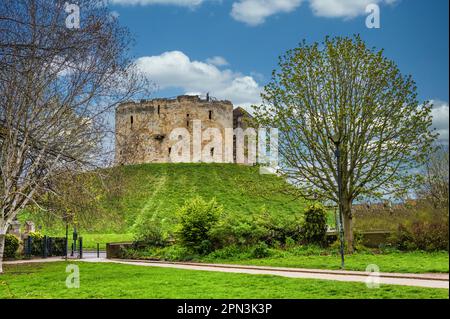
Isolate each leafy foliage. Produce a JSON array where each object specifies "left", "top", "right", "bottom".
[
  {"left": 391, "top": 220, "right": 449, "bottom": 252},
  {"left": 252, "top": 35, "right": 437, "bottom": 249},
  {"left": 175, "top": 196, "right": 223, "bottom": 254},
  {"left": 302, "top": 203, "right": 328, "bottom": 246},
  {"left": 132, "top": 211, "right": 169, "bottom": 247},
  {"left": 4, "top": 234, "right": 19, "bottom": 259},
  {"left": 209, "top": 208, "right": 303, "bottom": 248},
  {"left": 251, "top": 242, "right": 271, "bottom": 258}
]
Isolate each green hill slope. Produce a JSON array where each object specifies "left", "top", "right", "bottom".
[
  {"left": 108, "top": 163, "right": 308, "bottom": 230},
  {"left": 20, "top": 163, "right": 309, "bottom": 237}
]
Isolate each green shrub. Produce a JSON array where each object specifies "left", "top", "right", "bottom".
[
  {"left": 209, "top": 209, "right": 302, "bottom": 248},
  {"left": 27, "top": 231, "right": 45, "bottom": 256},
  {"left": 209, "top": 213, "right": 268, "bottom": 248},
  {"left": 175, "top": 196, "right": 223, "bottom": 254},
  {"left": 29, "top": 231, "right": 43, "bottom": 239},
  {"left": 302, "top": 203, "right": 328, "bottom": 246},
  {"left": 159, "top": 245, "right": 193, "bottom": 261},
  {"left": 4, "top": 234, "right": 20, "bottom": 259},
  {"left": 120, "top": 245, "right": 196, "bottom": 261},
  {"left": 284, "top": 237, "right": 297, "bottom": 249},
  {"left": 252, "top": 209, "right": 303, "bottom": 245},
  {"left": 391, "top": 219, "right": 449, "bottom": 252},
  {"left": 205, "top": 244, "right": 250, "bottom": 260},
  {"left": 251, "top": 242, "right": 271, "bottom": 258},
  {"left": 132, "top": 212, "right": 169, "bottom": 247}
]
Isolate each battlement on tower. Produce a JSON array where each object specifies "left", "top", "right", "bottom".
[{"left": 115, "top": 95, "right": 240, "bottom": 165}]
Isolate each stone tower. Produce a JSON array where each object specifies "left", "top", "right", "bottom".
[{"left": 115, "top": 95, "right": 235, "bottom": 165}]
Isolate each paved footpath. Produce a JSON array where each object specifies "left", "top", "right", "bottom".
[{"left": 5, "top": 256, "right": 448, "bottom": 289}]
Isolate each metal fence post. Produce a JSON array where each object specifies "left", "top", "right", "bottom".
[
  {"left": 48, "top": 237, "right": 52, "bottom": 257},
  {"left": 97, "top": 243, "right": 100, "bottom": 258},
  {"left": 26, "top": 236, "right": 32, "bottom": 259},
  {"left": 79, "top": 237, "right": 83, "bottom": 259},
  {"left": 43, "top": 235, "right": 48, "bottom": 258}
]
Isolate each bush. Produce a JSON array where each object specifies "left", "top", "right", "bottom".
[
  {"left": 29, "top": 231, "right": 43, "bottom": 239},
  {"left": 120, "top": 245, "right": 196, "bottom": 261},
  {"left": 175, "top": 196, "right": 223, "bottom": 254},
  {"left": 49, "top": 237, "right": 67, "bottom": 256},
  {"left": 205, "top": 244, "right": 248, "bottom": 260},
  {"left": 251, "top": 242, "right": 271, "bottom": 258},
  {"left": 132, "top": 212, "right": 170, "bottom": 247},
  {"left": 209, "top": 209, "right": 303, "bottom": 249},
  {"left": 26, "top": 231, "right": 45, "bottom": 256},
  {"left": 284, "top": 237, "right": 297, "bottom": 249},
  {"left": 209, "top": 213, "right": 269, "bottom": 248},
  {"left": 159, "top": 245, "right": 193, "bottom": 261},
  {"left": 302, "top": 203, "right": 328, "bottom": 246},
  {"left": 391, "top": 219, "right": 449, "bottom": 252},
  {"left": 4, "top": 234, "right": 20, "bottom": 259},
  {"left": 251, "top": 209, "right": 303, "bottom": 245}
]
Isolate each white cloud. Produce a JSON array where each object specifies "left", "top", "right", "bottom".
[
  {"left": 109, "top": 0, "right": 399, "bottom": 25},
  {"left": 109, "top": 0, "right": 205, "bottom": 7},
  {"left": 135, "top": 51, "right": 261, "bottom": 108},
  {"left": 231, "top": 0, "right": 303, "bottom": 26},
  {"left": 308, "top": 0, "right": 397, "bottom": 18},
  {"left": 205, "top": 56, "right": 229, "bottom": 66},
  {"left": 430, "top": 100, "right": 449, "bottom": 144},
  {"left": 230, "top": 0, "right": 398, "bottom": 25}
]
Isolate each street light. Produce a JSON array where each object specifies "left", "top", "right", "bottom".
[
  {"left": 64, "top": 212, "right": 69, "bottom": 261},
  {"left": 329, "top": 133, "right": 345, "bottom": 269}
]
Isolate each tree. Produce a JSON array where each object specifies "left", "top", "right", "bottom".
[
  {"left": 418, "top": 145, "right": 449, "bottom": 209},
  {"left": 253, "top": 35, "right": 437, "bottom": 252},
  {"left": 0, "top": 0, "right": 147, "bottom": 272}
]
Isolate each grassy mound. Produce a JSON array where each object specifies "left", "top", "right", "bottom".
[
  {"left": 108, "top": 163, "right": 308, "bottom": 231},
  {"left": 20, "top": 163, "right": 309, "bottom": 236}
]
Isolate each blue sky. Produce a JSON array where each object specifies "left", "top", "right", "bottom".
[{"left": 107, "top": 0, "right": 449, "bottom": 141}]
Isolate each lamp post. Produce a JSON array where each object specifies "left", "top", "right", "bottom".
[
  {"left": 64, "top": 213, "right": 69, "bottom": 261},
  {"left": 329, "top": 133, "right": 345, "bottom": 269}
]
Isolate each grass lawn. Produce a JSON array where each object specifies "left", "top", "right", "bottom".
[
  {"left": 201, "top": 250, "right": 449, "bottom": 274},
  {"left": 80, "top": 233, "right": 134, "bottom": 250},
  {"left": 129, "top": 245, "right": 449, "bottom": 274},
  {"left": 0, "top": 261, "right": 447, "bottom": 299}
]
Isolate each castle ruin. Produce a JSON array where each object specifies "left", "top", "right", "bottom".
[{"left": 115, "top": 95, "right": 250, "bottom": 165}]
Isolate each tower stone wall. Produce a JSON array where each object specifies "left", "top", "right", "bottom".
[{"left": 115, "top": 95, "right": 235, "bottom": 165}]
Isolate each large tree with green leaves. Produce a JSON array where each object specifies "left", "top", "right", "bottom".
[{"left": 253, "top": 35, "right": 437, "bottom": 252}]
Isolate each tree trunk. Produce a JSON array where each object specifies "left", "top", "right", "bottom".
[
  {"left": 0, "top": 232, "right": 5, "bottom": 274},
  {"left": 342, "top": 199, "right": 354, "bottom": 253}
]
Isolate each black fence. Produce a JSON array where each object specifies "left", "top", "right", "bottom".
[{"left": 23, "top": 236, "right": 83, "bottom": 258}]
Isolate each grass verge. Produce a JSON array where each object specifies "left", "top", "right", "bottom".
[
  {"left": 0, "top": 262, "right": 447, "bottom": 299},
  {"left": 123, "top": 245, "right": 450, "bottom": 274}
]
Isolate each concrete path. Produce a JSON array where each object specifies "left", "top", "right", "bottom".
[
  {"left": 86, "top": 258, "right": 449, "bottom": 289},
  {"left": 4, "top": 257, "right": 449, "bottom": 289}
]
